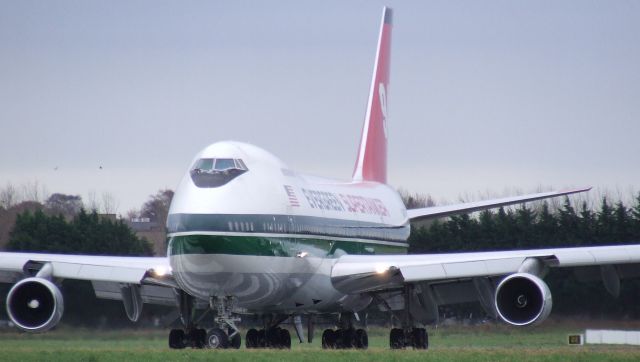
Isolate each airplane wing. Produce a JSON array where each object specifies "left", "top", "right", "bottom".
[
  {"left": 0, "top": 252, "right": 172, "bottom": 285},
  {"left": 331, "top": 244, "right": 640, "bottom": 325},
  {"left": 0, "top": 252, "right": 177, "bottom": 330},
  {"left": 407, "top": 187, "right": 591, "bottom": 221}
]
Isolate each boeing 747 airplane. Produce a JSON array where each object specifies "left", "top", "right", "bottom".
[{"left": 2, "top": 7, "right": 640, "bottom": 350}]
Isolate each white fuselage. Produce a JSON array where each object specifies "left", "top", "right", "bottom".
[{"left": 167, "top": 141, "right": 410, "bottom": 313}]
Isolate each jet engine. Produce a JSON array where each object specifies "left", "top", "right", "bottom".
[
  {"left": 494, "top": 273, "right": 552, "bottom": 326},
  {"left": 6, "top": 277, "right": 64, "bottom": 332}
]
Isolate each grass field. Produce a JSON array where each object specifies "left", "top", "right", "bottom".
[{"left": 1, "top": 322, "right": 640, "bottom": 361}]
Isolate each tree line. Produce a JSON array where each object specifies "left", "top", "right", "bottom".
[
  {"left": 7, "top": 209, "right": 152, "bottom": 255},
  {"left": 408, "top": 194, "right": 640, "bottom": 319}
]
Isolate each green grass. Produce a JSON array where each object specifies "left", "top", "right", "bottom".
[{"left": 1, "top": 324, "right": 640, "bottom": 361}]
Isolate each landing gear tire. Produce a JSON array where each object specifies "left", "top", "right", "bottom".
[
  {"left": 339, "top": 328, "right": 355, "bottom": 349},
  {"left": 266, "top": 327, "right": 280, "bottom": 348},
  {"left": 412, "top": 328, "right": 428, "bottom": 350},
  {"left": 169, "top": 329, "right": 186, "bottom": 349},
  {"left": 321, "top": 329, "right": 337, "bottom": 349},
  {"left": 265, "top": 327, "right": 291, "bottom": 349},
  {"left": 354, "top": 329, "right": 368, "bottom": 350},
  {"left": 279, "top": 328, "right": 291, "bottom": 349},
  {"left": 321, "top": 328, "right": 367, "bottom": 350},
  {"left": 246, "top": 327, "right": 291, "bottom": 349},
  {"left": 257, "top": 329, "right": 266, "bottom": 348},
  {"left": 193, "top": 328, "right": 207, "bottom": 349},
  {"left": 206, "top": 328, "right": 229, "bottom": 349},
  {"left": 334, "top": 329, "right": 343, "bottom": 348},
  {"left": 246, "top": 328, "right": 258, "bottom": 348},
  {"left": 390, "top": 328, "right": 404, "bottom": 349},
  {"left": 229, "top": 332, "right": 241, "bottom": 349}
]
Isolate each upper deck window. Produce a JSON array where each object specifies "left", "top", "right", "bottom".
[{"left": 190, "top": 158, "right": 248, "bottom": 188}]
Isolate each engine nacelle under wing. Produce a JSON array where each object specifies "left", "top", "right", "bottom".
[
  {"left": 494, "top": 272, "right": 552, "bottom": 326},
  {"left": 6, "top": 277, "right": 64, "bottom": 332}
]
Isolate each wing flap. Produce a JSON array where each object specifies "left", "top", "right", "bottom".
[
  {"left": 552, "top": 245, "right": 640, "bottom": 266},
  {"left": 49, "top": 261, "right": 149, "bottom": 284},
  {"left": 400, "top": 264, "right": 446, "bottom": 282},
  {"left": 92, "top": 281, "right": 176, "bottom": 306},
  {"left": 550, "top": 249, "right": 596, "bottom": 266}
]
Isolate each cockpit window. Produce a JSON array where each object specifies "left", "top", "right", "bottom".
[
  {"left": 214, "top": 158, "right": 236, "bottom": 171},
  {"left": 235, "top": 159, "right": 247, "bottom": 169},
  {"left": 190, "top": 158, "right": 248, "bottom": 188},
  {"left": 194, "top": 158, "right": 214, "bottom": 170}
]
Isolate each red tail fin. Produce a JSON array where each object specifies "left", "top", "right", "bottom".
[{"left": 352, "top": 7, "right": 392, "bottom": 184}]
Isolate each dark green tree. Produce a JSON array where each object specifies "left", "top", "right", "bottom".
[
  {"left": 613, "top": 201, "right": 632, "bottom": 243},
  {"left": 494, "top": 207, "right": 516, "bottom": 250},
  {"left": 596, "top": 197, "right": 616, "bottom": 243},
  {"left": 558, "top": 197, "right": 580, "bottom": 245},
  {"left": 514, "top": 205, "right": 536, "bottom": 249},
  {"left": 632, "top": 192, "right": 640, "bottom": 240},
  {"left": 477, "top": 210, "right": 497, "bottom": 249},
  {"left": 535, "top": 202, "right": 558, "bottom": 247},
  {"left": 578, "top": 201, "right": 596, "bottom": 245},
  {"left": 8, "top": 209, "right": 152, "bottom": 256}
]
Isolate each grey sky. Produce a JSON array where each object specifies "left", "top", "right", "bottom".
[{"left": 1, "top": 1, "right": 639, "bottom": 214}]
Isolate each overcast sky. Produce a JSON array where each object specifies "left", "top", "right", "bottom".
[{"left": 1, "top": 1, "right": 639, "bottom": 214}]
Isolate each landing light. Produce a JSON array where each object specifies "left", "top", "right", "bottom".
[
  {"left": 296, "top": 251, "right": 309, "bottom": 258},
  {"left": 152, "top": 266, "right": 172, "bottom": 277},
  {"left": 375, "top": 264, "right": 390, "bottom": 274}
]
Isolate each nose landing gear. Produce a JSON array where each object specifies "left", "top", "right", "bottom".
[
  {"left": 168, "top": 292, "right": 241, "bottom": 350},
  {"left": 204, "top": 327, "right": 241, "bottom": 349}
]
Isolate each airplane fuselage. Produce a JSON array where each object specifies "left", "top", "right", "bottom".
[{"left": 166, "top": 141, "right": 410, "bottom": 313}]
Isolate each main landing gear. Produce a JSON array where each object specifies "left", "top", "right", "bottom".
[
  {"left": 167, "top": 290, "right": 428, "bottom": 351},
  {"left": 389, "top": 327, "right": 428, "bottom": 350},
  {"left": 168, "top": 292, "right": 242, "bottom": 349},
  {"left": 245, "top": 315, "right": 292, "bottom": 349},
  {"left": 321, "top": 328, "right": 369, "bottom": 349},
  {"left": 245, "top": 326, "right": 291, "bottom": 349},
  {"left": 386, "top": 285, "right": 429, "bottom": 350},
  {"left": 321, "top": 312, "right": 369, "bottom": 349}
]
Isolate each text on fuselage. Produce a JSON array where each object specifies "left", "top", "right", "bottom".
[{"left": 300, "top": 188, "right": 389, "bottom": 216}]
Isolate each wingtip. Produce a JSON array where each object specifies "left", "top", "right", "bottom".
[{"left": 559, "top": 186, "right": 593, "bottom": 194}]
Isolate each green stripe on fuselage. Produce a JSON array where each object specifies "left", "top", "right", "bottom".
[{"left": 168, "top": 234, "right": 407, "bottom": 257}]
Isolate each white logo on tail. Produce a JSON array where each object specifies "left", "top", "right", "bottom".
[{"left": 378, "top": 83, "right": 388, "bottom": 139}]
